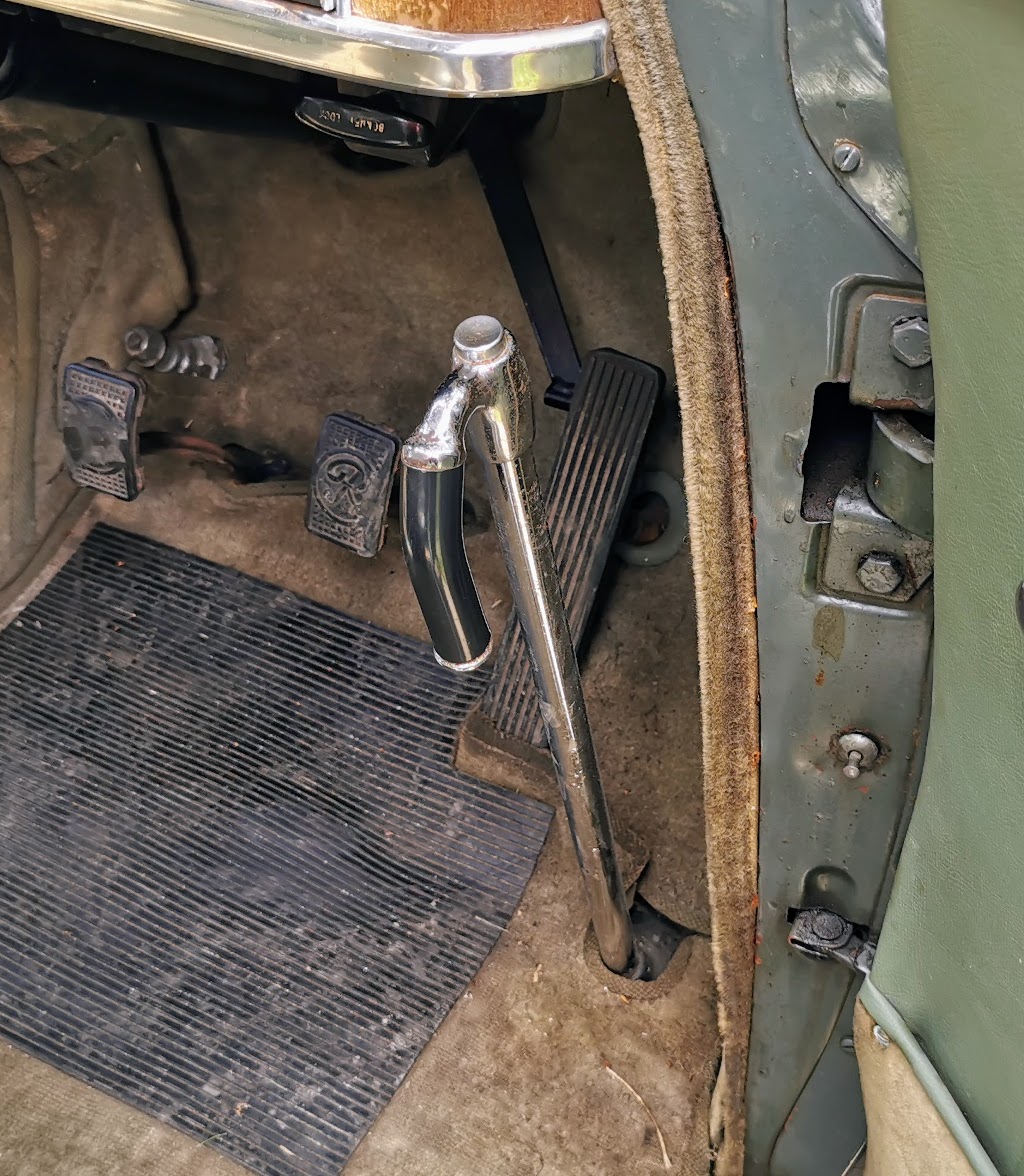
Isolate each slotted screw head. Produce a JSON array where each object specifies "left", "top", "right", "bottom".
[{"left": 832, "top": 139, "right": 863, "bottom": 173}]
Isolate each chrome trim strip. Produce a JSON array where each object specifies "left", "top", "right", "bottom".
[{"left": 16, "top": 0, "right": 615, "bottom": 97}]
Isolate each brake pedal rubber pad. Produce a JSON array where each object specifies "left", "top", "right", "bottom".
[
  {"left": 306, "top": 413, "right": 401, "bottom": 557},
  {"left": 61, "top": 360, "right": 146, "bottom": 501}
]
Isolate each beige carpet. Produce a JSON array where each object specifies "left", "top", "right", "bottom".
[{"left": 0, "top": 82, "right": 717, "bottom": 1175}]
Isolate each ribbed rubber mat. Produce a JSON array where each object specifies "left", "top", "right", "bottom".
[
  {"left": 480, "top": 348, "right": 662, "bottom": 746},
  {"left": 0, "top": 526, "right": 552, "bottom": 1176}
]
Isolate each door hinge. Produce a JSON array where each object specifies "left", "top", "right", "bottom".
[{"left": 788, "top": 907, "right": 876, "bottom": 974}]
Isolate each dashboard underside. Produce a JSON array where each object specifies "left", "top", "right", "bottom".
[{"left": 13, "top": 0, "right": 615, "bottom": 96}]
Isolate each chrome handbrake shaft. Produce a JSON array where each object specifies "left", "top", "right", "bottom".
[{"left": 400, "top": 315, "right": 637, "bottom": 975}]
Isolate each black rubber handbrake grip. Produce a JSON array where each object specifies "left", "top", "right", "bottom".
[{"left": 400, "top": 464, "right": 491, "bottom": 671}]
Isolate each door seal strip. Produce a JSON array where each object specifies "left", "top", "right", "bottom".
[{"left": 860, "top": 976, "right": 1000, "bottom": 1175}]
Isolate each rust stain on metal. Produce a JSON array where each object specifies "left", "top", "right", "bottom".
[
  {"left": 870, "top": 397, "right": 929, "bottom": 412},
  {"left": 812, "top": 605, "right": 845, "bottom": 662}
]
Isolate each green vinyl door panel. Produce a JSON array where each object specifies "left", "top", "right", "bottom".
[{"left": 872, "top": 0, "right": 1024, "bottom": 1171}]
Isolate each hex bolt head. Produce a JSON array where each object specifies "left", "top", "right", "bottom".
[
  {"left": 889, "top": 317, "right": 931, "bottom": 368},
  {"left": 832, "top": 139, "right": 863, "bottom": 173},
  {"left": 857, "top": 551, "right": 904, "bottom": 596}
]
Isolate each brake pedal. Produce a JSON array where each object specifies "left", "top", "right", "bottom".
[
  {"left": 61, "top": 360, "right": 146, "bottom": 501},
  {"left": 479, "top": 349, "right": 664, "bottom": 746},
  {"left": 306, "top": 413, "right": 401, "bottom": 557}
]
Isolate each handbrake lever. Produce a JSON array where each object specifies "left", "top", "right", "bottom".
[{"left": 400, "top": 316, "right": 639, "bottom": 976}]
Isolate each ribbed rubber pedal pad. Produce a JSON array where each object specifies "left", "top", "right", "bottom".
[
  {"left": 61, "top": 360, "right": 146, "bottom": 501},
  {"left": 306, "top": 412, "right": 401, "bottom": 557},
  {"left": 480, "top": 348, "right": 663, "bottom": 746}
]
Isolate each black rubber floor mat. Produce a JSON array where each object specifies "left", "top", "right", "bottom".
[{"left": 0, "top": 526, "right": 552, "bottom": 1176}]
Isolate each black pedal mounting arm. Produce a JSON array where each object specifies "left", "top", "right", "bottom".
[{"left": 468, "top": 125, "right": 581, "bottom": 411}]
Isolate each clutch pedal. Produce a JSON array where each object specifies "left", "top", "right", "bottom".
[
  {"left": 306, "top": 412, "right": 401, "bottom": 557},
  {"left": 479, "top": 348, "right": 664, "bottom": 746},
  {"left": 61, "top": 360, "right": 146, "bottom": 501}
]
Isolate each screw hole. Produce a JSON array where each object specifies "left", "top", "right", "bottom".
[
  {"left": 615, "top": 471, "right": 687, "bottom": 568},
  {"left": 620, "top": 489, "right": 670, "bottom": 547}
]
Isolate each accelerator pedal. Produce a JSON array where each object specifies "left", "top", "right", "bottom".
[
  {"left": 61, "top": 360, "right": 146, "bottom": 501},
  {"left": 306, "top": 412, "right": 401, "bottom": 557},
  {"left": 478, "top": 348, "right": 664, "bottom": 747}
]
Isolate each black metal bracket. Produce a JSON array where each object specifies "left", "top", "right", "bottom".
[{"left": 468, "top": 120, "right": 581, "bottom": 410}]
